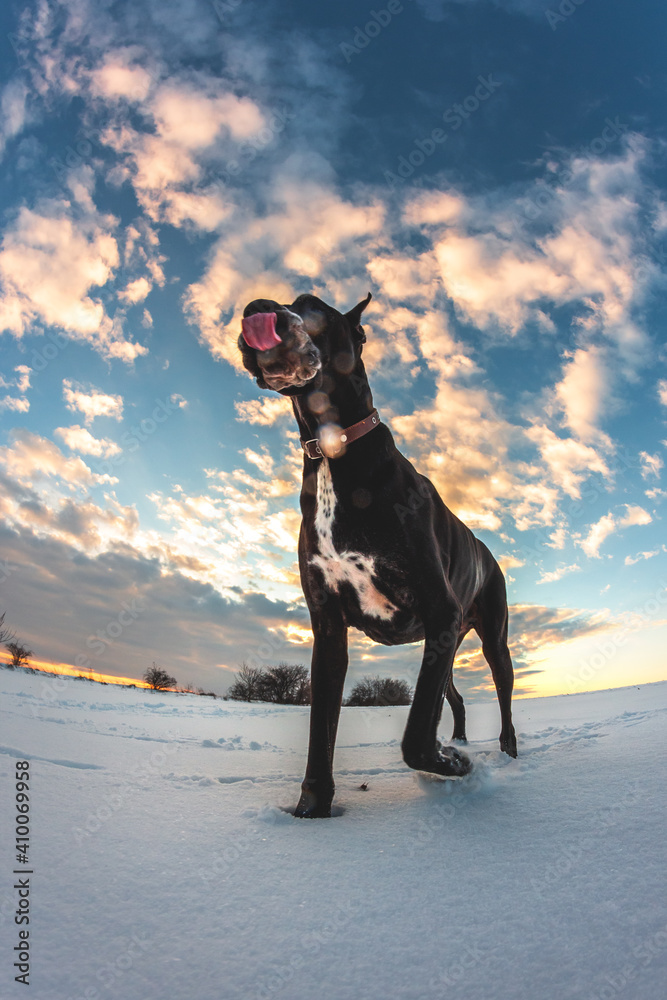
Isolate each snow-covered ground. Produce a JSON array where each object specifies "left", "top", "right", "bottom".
[{"left": 1, "top": 669, "right": 666, "bottom": 1000}]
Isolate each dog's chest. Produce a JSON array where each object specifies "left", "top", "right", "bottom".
[{"left": 310, "top": 459, "right": 397, "bottom": 621}]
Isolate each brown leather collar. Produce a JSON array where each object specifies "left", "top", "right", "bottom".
[{"left": 301, "top": 409, "right": 381, "bottom": 460}]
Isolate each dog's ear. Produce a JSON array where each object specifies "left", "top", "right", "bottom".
[{"left": 345, "top": 292, "right": 372, "bottom": 342}]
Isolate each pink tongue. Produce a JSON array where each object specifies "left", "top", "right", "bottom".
[{"left": 241, "top": 312, "right": 282, "bottom": 351}]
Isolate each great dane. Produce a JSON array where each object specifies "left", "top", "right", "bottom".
[{"left": 238, "top": 292, "right": 517, "bottom": 818}]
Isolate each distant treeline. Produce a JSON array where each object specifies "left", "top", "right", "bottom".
[
  {"left": 226, "top": 663, "right": 310, "bottom": 704},
  {"left": 227, "top": 664, "right": 412, "bottom": 707}
]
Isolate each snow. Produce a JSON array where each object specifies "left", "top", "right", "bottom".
[{"left": 1, "top": 669, "right": 666, "bottom": 1000}]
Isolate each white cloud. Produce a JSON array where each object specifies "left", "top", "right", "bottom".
[
  {"left": 406, "top": 139, "right": 659, "bottom": 399},
  {"left": 390, "top": 379, "right": 521, "bottom": 531},
  {"left": 0, "top": 396, "right": 30, "bottom": 413},
  {"left": 579, "top": 504, "right": 652, "bottom": 558},
  {"left": 0, "top": 430, "right": 116, "bottom": 489},
  {"left": 537, "top": 564, "right": 581, "bottom": 584},
  {"left": 0, "top": 200, "right": 115, "bottom": 333},
  {"left": 619, "top": 504, "right": 652, "bottom": 527},
  {"left": 497, "top": 554, "right": 525, "bottom": 572},
  {"left": 403, "top": 190, "right": 465, "bottom": 227},
  {"left": 625, "top": 550, "right": 660, "bottom": 566},
  {"left": 118, "top": 277, "right": 152, "bottom": 304},
  {"left": 234, "top": 397, "right": 292, "bottom": 426},
  {"left": 526, "top": 423, "right": 610, "bottom": 498},
  {"left": 639, "top": 451, "right": 663, "bottom": 479},
  {"left": 432, "top": 229, "right": 569, "bottom": 335},
  {"left": 0, "top": 190, "right": 146, "bottom": 361},
  {"left": 63, "top": 380, "right": 124, "bottom": 425},
  {"left": 366, "top": 253, "right": 441, "bottom": 306},
  {"left": 513, "top": 482, "right": 561, "bottom": 532},
  {"left": 55, "top": 425, "right": 121, "bottom": 458},
  {"left": 0, "top": 79, "right": 30, "bottom": 158},
  {"left": 243, "top": 448, "right": 275, "bottom": 478},
  {"left": 152, "top": 84, "right": 266, "bottom": 148},
  {"left": 121, "top": 219, "right": 165, "bottom": 285},
  {"left": 0, "top": 364, "right": 31, "bottom": 412},
  {"left": 147, "top": 477, "right": 301, "bottom": 598},
  {"left": 547, "top": 526, "right": 567, "bottom": 550},
  {"left": 100, "top": 75, "right": 268, "bottom": 230},
  {"left": 579, "top": 513, "right": 617, "bottom": 558},
  {"left": 90, "top": 51, "right": 154, "bottom": 103},
  {"left": 554, "top": 347, "right": 612, "bottom": 443}
]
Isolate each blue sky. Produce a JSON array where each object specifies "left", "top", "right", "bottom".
[{"left": 0, "top": 0, "right": 666, "bottom": 698}]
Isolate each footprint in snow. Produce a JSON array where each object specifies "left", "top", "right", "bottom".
[{"left": 201, "top": 737, "right": 278, "bottom": 751}]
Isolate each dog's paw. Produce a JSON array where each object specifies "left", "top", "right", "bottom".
[
  {"left": 404, "top": 745, "right": 473, "bottom": 777},
  {"left": 294, "top": 784, "right": 333, "bottom": 819},
  {"left": 500, "top": 728, "right": 518, "bottom": 758}
]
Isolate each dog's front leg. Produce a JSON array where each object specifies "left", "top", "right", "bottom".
[
  {"left": 294, "top": 606, "right": 348, "bottom": 818},
  {"left": 402, "top": 598, "right": 473, "bottom": 778}
]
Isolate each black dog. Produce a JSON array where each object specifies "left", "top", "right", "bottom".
[{"left": 238, "top": 293, "right": 517, "bottom": 818}]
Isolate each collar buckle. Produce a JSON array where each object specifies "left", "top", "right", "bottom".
[{"left": 302, "top": 438, "right": 324, "bottom": 460}]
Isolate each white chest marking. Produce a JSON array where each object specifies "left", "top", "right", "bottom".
[{"left": 311, "top": 459, "right": 396, "bottom": 620}]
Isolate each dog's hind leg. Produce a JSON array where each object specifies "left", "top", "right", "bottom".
[
  {"left": 441, "top": 627, "right": 470, "bottom": 742},
  {"left": 432, "top": 623, "right": 469, "bottom": 745},
  {"left": 475, "top": 566, "right": 517, "bottom": 758},
  {"left": 482, "top": 636, "right": 517, "bottom": 758},
  {"left": 445, "top": 676, "right": 467, "bottom": 743}
]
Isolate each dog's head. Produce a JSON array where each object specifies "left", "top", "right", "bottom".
[{"left": 238, "top": 292, "right": 372, "bottom": 396}]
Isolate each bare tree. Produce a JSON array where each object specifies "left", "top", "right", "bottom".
[
  {"left": 143, "top": 661, "right": 177, "bottom": 690},
  {"left": 0, "top": 612, "right": 15, "bottom": 646},
  {"left": 5, "top": 641, "right": 34, "bottom": 670},
  {"left": 345, "top": 676, "right": 412, "bottom": 707},
  {"left": 227, "top": 663, "right": 265, "bottom": 702},
  {"left": 259, "top": 664, "right": 310, "bottom": 705}
]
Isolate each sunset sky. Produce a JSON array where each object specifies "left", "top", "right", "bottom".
[{"left": 0, "top": 0, "right": 666, "bottom": 699}]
